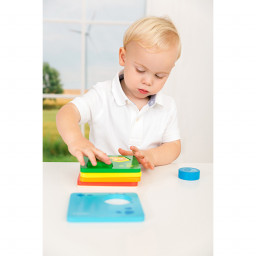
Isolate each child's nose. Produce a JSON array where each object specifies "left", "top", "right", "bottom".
[{"left": 141, "top": 74, "right": 152, "bottom": 86}]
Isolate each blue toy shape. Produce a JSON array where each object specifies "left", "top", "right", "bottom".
[
  {"left": 67, "top": 193, "right": 145, "bottom": 222},
  {"left": 178, "top": 167, "right": 200, "bottom": 181}
]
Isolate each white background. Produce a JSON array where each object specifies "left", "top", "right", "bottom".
[
  {"left": 0, "top": 0, "right": 256, "bottom": 255},
  {"left": 147, "top": 0, "right": 213, "bottom": 163}
]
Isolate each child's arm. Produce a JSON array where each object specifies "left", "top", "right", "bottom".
[
  {"left": 118, "top": 140, "right": 181, "bottom": 170},
  {"left": 56, "top": 103, "right": 111, "bottom": 166}
]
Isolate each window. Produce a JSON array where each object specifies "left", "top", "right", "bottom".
[{"left": 43, "top": 0, "right": 146, "bottom": 162}]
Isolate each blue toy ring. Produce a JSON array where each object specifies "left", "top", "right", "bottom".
[{"left": 178, "top": 167, "right": 200, "bottom": 181}]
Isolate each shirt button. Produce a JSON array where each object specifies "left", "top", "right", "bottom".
[{"left": 136, "top": 117, "right": 140, "bottom": 122}]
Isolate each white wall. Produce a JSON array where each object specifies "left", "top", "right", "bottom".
[{"left": 147, "top": 0, "right": 213, "bottom": 163}]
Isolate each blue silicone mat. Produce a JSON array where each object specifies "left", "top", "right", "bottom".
[{"left": 67, "top": 193, "right": 145, "bottom": 222}]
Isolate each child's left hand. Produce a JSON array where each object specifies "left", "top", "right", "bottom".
[{"left": 118, "top": 146, "right": 155, "bottom": 170}]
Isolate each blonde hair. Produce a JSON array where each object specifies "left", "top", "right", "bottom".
[{"left": 123, "top": 16, "right": 181, "bottom": 59}]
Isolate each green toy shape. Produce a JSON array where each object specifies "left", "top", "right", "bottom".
[{"left": 80, "top": 155, "right": 141, "bottom": 173}]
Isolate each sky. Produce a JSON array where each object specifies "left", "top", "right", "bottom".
[{"left": 43, "top": 0, "right": 146, "bottom": 89}]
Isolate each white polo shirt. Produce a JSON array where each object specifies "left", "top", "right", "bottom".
[{"left": 71, "top": 70, "right": 180, "bottom": 155}]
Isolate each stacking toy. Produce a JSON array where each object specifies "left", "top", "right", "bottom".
[{"left": 77, "top": 155, "right": 141, "bottom": 186}]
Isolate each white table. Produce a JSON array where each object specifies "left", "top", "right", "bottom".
[{"left": 43, "top": 162, "right": 213, "bottom": 256}]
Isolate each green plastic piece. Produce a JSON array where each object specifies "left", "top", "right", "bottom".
[
  {"left": 80, "top": 155, "right": 141, "bottom": 173},
  {"left": 87, "top": 160, "right": 113, "bottom": 169}
]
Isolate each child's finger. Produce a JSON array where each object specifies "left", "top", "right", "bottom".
[
  {"left": 148, "top": 161, "right": 154, "bottom": 170},
  {"left": 134, "top": 151, "right": 145, "bottom": 159},
  {"left": 93, "top": 148, "right": 111, "bottom": 164},
  {"left": 85, "top": 150, "right": 97, "bottom": 166},
  {"left": 130, "top": 145, "right": 139, "bottom": 152},
  {"left": 140, "top": 157, "right": 152, "bottom": 170},
  {"left": 141, "top": 161, "right": 149, "bottom": 170},
  {"left": 138, "top": 157, "right": 146, "bottom": 165},
  {"left": 143, "top": 157, "right": 153, "bottom": 170},
  {"left": 149, "top": 161, "right": 154, "bottom": 169},
  {"left": 130, "top": 146, "right": 145, "bottom": 159},
  {"left": 118, "top": 148, "right": 133, "bottom": 156},
  {"left": 75, "top": 151, "right": 85, "bottom": 166},
  {"left": 145, "top": 163, "right": 150, "bottom": 170},
  {"left": 96, "top": 155, "right": 112, "bottom": 165}
]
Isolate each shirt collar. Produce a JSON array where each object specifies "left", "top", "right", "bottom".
[
  {"left": 112, "top": 70, "right": 128, "bottom": 106},
  {"left": 112, "top": 69, "right": 164, "bottom": 107}
]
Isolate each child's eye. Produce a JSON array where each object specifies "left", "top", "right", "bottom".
[
  {"left": 155, "top": 74, "right": 164, "bottom": 79},
  {"left": 136, "top": 68, "right": 145, "bottom": 73}
]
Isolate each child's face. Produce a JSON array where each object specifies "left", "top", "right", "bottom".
[{"left": 119, "top": 41, "right": 179, "bottom": 102}]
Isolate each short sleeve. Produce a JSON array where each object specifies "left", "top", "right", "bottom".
[
  {"left": 162, "top": 101, "right": 180, "bottom": 142},
  {"left": 70, "top": 87, "right": 100, "bottom": 124}
]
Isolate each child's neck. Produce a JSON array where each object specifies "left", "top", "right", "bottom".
[
  {"left": 120, "top": 80, "right": 149, "bottom": 111},
  {"left": 132, "top": 97, "right": 149, "bottom": 111}
]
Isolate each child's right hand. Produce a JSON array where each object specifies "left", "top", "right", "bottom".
[{"left": 67, "top": 138, "right": 111, "bottom": 166}]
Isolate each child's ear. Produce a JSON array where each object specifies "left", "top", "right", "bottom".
[{"left": 119, "top": 47, "right": 126, "bottom": 66}]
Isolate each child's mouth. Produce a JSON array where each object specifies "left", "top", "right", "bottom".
[{"left": 138, "top": 89, "right": 149, "bottom": 94}]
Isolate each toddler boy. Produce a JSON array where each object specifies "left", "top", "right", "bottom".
[{"left": 56, "top": 16, "right": 181, "bottom": 170}]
